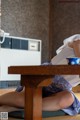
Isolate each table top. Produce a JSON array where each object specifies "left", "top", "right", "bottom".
[{"left": 8, "top": 65, "right": 80, "bottom": 75}]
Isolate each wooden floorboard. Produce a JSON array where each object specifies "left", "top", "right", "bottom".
[
  {"left": 8, "top": 118, "right": 21, "bottom": 120},
  {"left": 8, "top": 115, "right": 80, "bottom": 120},
  {"left": 43, "top": 115, "right": 80, "bottom": 120},
  {"left": 0, "top": 88, "right": 15, "bottom": 95}
]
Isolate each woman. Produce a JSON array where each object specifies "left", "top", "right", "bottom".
[{"left": 0, "top": 34, "right": 80, "bottom": 115}]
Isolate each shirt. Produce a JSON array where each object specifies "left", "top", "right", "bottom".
[{"left": 51, "top": 45, "right": 80, "bottom": 87}]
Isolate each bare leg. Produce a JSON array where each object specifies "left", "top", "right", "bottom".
[
  {"left": 0, "top": 89, "right": 74, "bottom": 111},
  {"left": 0, "top": 105, "right": 20, "bottom": 112},
  {"left": 0, "top": 90, "right": 24, "bottom": 108},
  {"left": 42, "top": 90, "right": 74, "bottom": 111}
]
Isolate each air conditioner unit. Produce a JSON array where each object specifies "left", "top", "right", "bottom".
[{"left": 0, "top": 36, "right": 41, "bottom": 88}]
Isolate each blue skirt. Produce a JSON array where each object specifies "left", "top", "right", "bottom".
[{"left": 42, "top": 75, "right": 80, "bottom": 115}]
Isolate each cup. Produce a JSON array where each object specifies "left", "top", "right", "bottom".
[{"left": 66, "top": 57, "right": 80, "bottom": 65}]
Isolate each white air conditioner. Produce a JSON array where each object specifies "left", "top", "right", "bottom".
[{"left": 0, "top": 36, "right": 41, "bottom": 88}]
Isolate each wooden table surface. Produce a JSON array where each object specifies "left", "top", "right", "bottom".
[{"left": 8, "top": 65, "right": 80, "bottom": 75}]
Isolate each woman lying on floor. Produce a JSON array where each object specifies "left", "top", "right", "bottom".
[{"left": 0, "top": 34, "right": 80, "bottom": 115}]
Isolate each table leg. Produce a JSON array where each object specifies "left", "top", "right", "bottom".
[
  {"left": 25, "top": 87, "right": 33, "bottom": 120},
  {"left": 33, "top": 88, "right": 42, "bottom": 120},
  {"left": 25, "top": 87, "right": 42, "bottom": 120}
]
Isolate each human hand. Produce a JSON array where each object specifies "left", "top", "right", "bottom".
[{"left": 68, "top": 40, "right": 80, "bottom": 57}]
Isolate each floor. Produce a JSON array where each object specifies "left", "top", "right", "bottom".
[
  {"left": 8, "top": 115, "right": 80, "bottom": 120},
  {"left": 43, "top": 115, "right": 80, "bottom": 120},
  {"left": 8, "top": 118, "right": 23, "bottom": 120},
  {"left": 0, "top": 88, "right": 15, "bottom": 95}
]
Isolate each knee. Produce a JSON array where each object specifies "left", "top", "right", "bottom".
[{"left": 58, "top": 91, "right": 74, "bottom": 109}]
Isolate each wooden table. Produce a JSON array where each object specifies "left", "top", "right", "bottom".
[{"left": 8, "top": 65, "right": 80, "bottom": 120}]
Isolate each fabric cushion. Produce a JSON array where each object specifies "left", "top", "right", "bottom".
[
  {"left": 8, "top": 109, "right": 80, "bottom": 118},
  {"left": 8, "top": 109, "right": 68, "bottom": 119}
]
